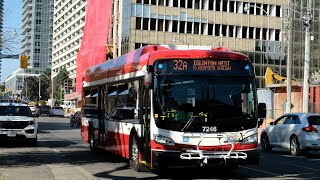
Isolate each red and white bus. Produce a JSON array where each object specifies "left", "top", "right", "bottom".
[{"left": 81, "top": 45, "right": 266, "bottom": 171}]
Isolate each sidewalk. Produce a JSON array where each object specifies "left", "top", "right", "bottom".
[{"left": 0, "top": 169, "right": 5, "bottom": 180}]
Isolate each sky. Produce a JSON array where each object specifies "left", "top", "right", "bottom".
[{"left": 1, "top": 0, "right": 21, "bottom": 83}]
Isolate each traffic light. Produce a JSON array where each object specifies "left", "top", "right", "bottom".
[{"left": 20, "top": 55, "right": 28, "bottom": 68}]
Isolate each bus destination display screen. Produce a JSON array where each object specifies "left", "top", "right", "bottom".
[{"left": 154, "top": 59, "right": 253, "bottom": 76}]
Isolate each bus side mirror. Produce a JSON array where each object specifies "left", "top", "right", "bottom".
[
  {"left": 257, "top": 118, "right": 264, "bottom": 127},
  {"left": 144, "top": 66, "right": 154, "bottom": 89},
  {"left": 258, "top": 103, "right": 266, "bottom": 118}
]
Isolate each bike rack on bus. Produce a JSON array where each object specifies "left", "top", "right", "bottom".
[{"left": 179, "top": 133, "right": 247, "bottom": 166}]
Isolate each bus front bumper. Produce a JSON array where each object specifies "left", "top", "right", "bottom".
[{"left": 151, "top": 149, "right": 259, "bottom": 169}]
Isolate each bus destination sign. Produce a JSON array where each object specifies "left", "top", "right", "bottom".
[
  {"left": 155, "top": 59, "right": 252, "bottom": 75},
  {"left": 174, "top": 60, "right": 232, "bottom": 71}
]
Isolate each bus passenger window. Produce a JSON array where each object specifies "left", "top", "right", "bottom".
[{"left": 123, "top": 109, "right": 135, "bottom": 119}]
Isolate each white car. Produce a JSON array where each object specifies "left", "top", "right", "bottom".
[
  {"left": 260, "top": 113, "right": 320, "bottom": 156},
  {"left": 29, "top": 105, "right": 40, "bottom": 117},
  {"left": 49, "top": 106, "right": 64, "bottom": 117},
  {"left": 0, "top": 102, "right": 38, "bottom": 146}
]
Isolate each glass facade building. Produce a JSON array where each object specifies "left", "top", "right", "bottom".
[
  {"left": 113, "top": 0, "right": 288, "bottom": 88},
  {"left": 114, "top": 0, "right": 320, "bottom": 88}
]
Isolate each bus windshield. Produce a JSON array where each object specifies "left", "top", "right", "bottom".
[{"left": 153, "top": 75, "right": 257, "bottom": 132}]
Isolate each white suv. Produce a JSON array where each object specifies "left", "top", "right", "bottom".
[{"left": 0, "top": 102, "right": 38, "bottom": 146}]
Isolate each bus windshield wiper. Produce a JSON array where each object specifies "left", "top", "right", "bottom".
[
  {"left": 181, "top": 116, "right": 196, "bottom": 132},
  {"left": 181, "top": 112, "right": 207, "bottom": 132}
]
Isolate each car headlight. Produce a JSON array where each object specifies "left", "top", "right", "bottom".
[
  {"left": 154, "top": 135, "right": 175, "bottom": 146},
  {"left": 28, "top": 120, "right": 35, "bottom": 125},
  {"left": 242, "top": 134, "right": 257, "bottom": 144}
]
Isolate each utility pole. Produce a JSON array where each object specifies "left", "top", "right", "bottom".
[
  {"left": 302, "top": 0, "right": 313, "bottom": 112},
  {"left": 286, "top": 3, "right": 293, "bottom": 113},
  {"left": 39, "top": 77, "right": 41, "bottom": 102}
]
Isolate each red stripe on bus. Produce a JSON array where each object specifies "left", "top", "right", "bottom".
[
  {"left": 104, "top": 131, "right": 131, "bottom": 159},
  {"left": 81, "top": 126, "right": 89, "bottom": 143},
  {"left": 150, "top": 140, "right": 257, "bottom": 151}
]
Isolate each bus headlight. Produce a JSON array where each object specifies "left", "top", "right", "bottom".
[
  {"left": 242, "top": 134, "right": 257, "bottom": 144},
  {"left": 154, "top": 135, "right": 175, "bottom": 146}
]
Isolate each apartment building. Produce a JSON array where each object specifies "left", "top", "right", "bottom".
[
  {"left": 0, "top": 0, "right": 4, "bottom": 82},
  {"left": 5, "top": 0, "right": 53, "bottom": 96},
  {"left": 21, "top": 0, "right": 53, "bottom": 74},
  {"left": 51, "top": 0, "right": 86, "bottom": 82}
]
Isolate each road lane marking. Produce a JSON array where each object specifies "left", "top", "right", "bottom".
[
  {"left": 279, "top": 161, "right": 320, "bottom": 172},
  {"left": 241, "top": 166, "right": 279, "bottom": 176}
]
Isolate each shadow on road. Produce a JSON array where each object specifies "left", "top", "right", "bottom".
[{"left": 38, "top": 121, "right": 75, "bottom": 131}]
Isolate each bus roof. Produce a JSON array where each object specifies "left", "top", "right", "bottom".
[{"left": 83, "top": 45, "right": 250, "bottom": 85}]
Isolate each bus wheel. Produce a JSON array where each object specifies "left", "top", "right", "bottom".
[
  {"left": 89, "top": 128, "right": 96, "bottom": 151},
  {"left": 130, "top": 136, "right": 141, "bottom": 172}
]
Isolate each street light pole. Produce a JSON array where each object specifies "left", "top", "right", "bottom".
[
  {"left": 286, "top": 4, "right": 293, "bottom": 113},
  {"left": 302, "top": 0, "right": 313, "bottom": 112},
  {"left": 39, "top": 77, "right": 41, "bottom": 102}
]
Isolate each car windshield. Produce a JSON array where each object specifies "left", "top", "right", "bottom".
[
  {"left": 153, "top": 75, "right": 257, "bottom": 132},
  {"left": 0, "top": 106, "right": 32, "bottom": 116},
  {"left": 308, "top": 116, "right": 320, "bottom": 125}
]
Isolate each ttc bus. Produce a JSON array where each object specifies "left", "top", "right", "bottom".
[{"left": 81, "top": 45, "right": 266, "bottom": 171}]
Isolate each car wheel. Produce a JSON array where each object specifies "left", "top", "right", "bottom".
[
  {"left": 130, "top": 135, "right": 141, "bottom": 172},
  {"left": 290, "top": 136, "right": 302, "bottom": 156},
  {"left": 89, "top": 128, "right": 96, "bottom": 151},
  {"left": 261, "top": 133, "right": 272, "bottom": 151}
]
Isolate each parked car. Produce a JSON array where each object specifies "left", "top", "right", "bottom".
[
  {"left": 49, "top": 106, "right": 64, "bottom": 117},
  {"left": 260, "top": 113, "right": 320, "bottom": 156},
  {"left": 0, "top": 102, "right": 38, "bottom": 146},
  {"left": 39, "top": 105, "right": 51, "bottom": 115},
  {"left": 29, "top": 105, "right": 40, "bottom": 118},
  {"left": 70, "top": 111, "right": 81, "bottom": 127}
]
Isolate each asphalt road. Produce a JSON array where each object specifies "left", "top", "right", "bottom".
[{"left": 0, "top": 116, "right": 320, "bottom": 180}]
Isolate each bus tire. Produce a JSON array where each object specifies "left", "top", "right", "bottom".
[
  {"left": 89, "top": 127, "right": 96, "bottom": 151},
  {"left": 130, "top": 135, "right": 141, "bottom": 172}
]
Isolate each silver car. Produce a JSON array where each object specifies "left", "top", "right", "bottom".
[
  {"left": 261, "top": 113, "right": 320, "bottom": 156},
  {"left": 49, "top": 106, "right": 64, "bottom": 117}
]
